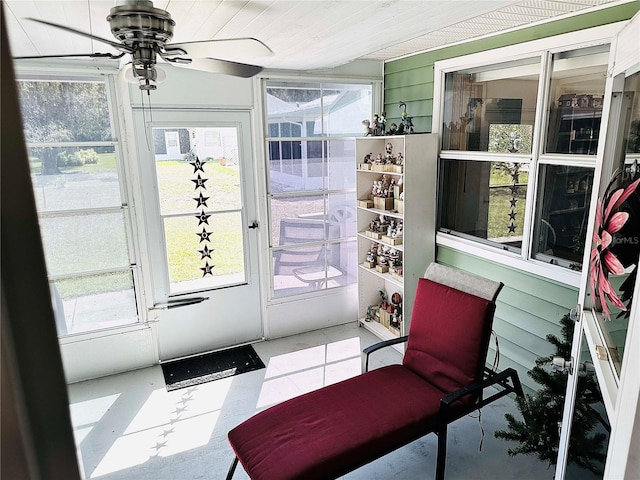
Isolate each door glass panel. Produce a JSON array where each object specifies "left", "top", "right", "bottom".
[
  {"left": 532, "top": 164, "right": 594, "bottom": 269},
  {"left": 565, "top": 332, "right": 611, "bottom": 479},
  {"left": 545, "top": 45, "right": 609, "bottom": 155},
  {"left": 163, "top": 212, "right": 245, "bottom": 292},
  {"left": 588, "top": 71, "right": 640, "bottom": 374},
  {"left": 152, "top": 127, "right": 247, "bottom": 294}
]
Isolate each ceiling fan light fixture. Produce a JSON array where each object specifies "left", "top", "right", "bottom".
[{"left": 123, "top": 63, "right": 165, "bottom": 83}]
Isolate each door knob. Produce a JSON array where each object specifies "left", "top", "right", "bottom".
[
  {"left": 552, "top": 356, "right": 574, "bottom": 375},
  {"left": 248, "top": 220, "right": 259, "bottom": 229}
]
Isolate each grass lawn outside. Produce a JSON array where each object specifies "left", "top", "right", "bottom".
[
  {"left": 487, "top": 165, "right": 529, "bottom": 243},
  {"left": 154, "top": 159, "right": 245, "bottom": 284}
]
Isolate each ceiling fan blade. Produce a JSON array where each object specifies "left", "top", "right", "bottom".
[
  {"left": 168, "top": 57, "right": 263, "bottom": 78},
  {"left": 26, "top": 18, "right": 134, "bottom": 54},
  {"left": 13, "top": 52, "right": 125, "bottom": 60},
  {"left": 165, "top": 38, "right": 273, "bottom": 59}
]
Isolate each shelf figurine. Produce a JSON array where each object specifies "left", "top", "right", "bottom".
[
  {"left": 362, "top": 119, "right": 373, "bottom": 136},
  {"left": 399, "top": 102, "right": 414, "bottom": 134}
]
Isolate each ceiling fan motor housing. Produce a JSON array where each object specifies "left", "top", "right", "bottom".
[
  {"left": 108, "top": 1, "right": 174, "bottom": 44},
  {"left": 108, "top": 1, "right": 174, "bottom": 86}
]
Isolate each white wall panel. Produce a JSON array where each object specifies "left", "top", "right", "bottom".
[
  {"left": 60, "top": 327, "right": 156, "bottom": 383},
  {"left": 127, "top": 66, "right": 254, "bottom": 108},
  {"left": 267, "top": 285, "right": 358, "bottom": 339}
]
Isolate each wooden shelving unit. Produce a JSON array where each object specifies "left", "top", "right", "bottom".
[{"left": 355, "top": 134, "right": 438, "bottom": 341}]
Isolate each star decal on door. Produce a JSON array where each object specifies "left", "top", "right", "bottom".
[
  {"left": 191, "top": 174, "right": 208, "bottom": 190},
  {"left": 197, "top": 227, "right": 212, "bottom": 243},
  {"left": 189, "top": 150, "right": 215, "bottom": 277},
  {"left": 193, "top": 192, "right": 210, "bottom": 208},
  {"left": 190, "top": 157, "right": 207, "bottom": 173},
  {"left": 198, "top": 245, "right": 214, "bottom": 260},
  {"left": 196, "top": 210, "right": 211, "bottom": 225},
  {"left": 200, "top": 262, "right": 215, "bottom": 277}
]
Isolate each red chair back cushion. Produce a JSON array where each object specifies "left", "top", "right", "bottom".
[{"left": 403, "top": 278, "right": 495, "bottom": 394}]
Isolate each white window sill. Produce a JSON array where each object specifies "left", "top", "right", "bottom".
[{"left": 436, "top": 232, "right": 582, "bottom": 288}]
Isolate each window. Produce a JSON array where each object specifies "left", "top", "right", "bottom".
[
  {"left": 544, "top": 47, "right": 608, "bottom": 155},
  {"left": 17, "top": 76, "right": 139, "bottom": 336},
  {"left": 442, "top": 57, "right": 539, "bottom": 152},
  {"left": 439, "top": 159, "right": 528, "bottom": 251},
  {"left": 440, "top": 57, "right": 539, "bottom": 254},
  {"left": 265, "top": 81, "right": 372, "bottom": 298},
  {"left": 437, "top": 44, "right": 610, "bottom": 276},
  {"left": 532, "top": 46, "right": 608, "bottom": 268},
  {"left": 151, "top": 126, "right": 246, "bottom": 294}
]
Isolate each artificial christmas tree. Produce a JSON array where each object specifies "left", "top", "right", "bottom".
[{"left": 495, "top": 314, "right": 609, "bottom": 475}]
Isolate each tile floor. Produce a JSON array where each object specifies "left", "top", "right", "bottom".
[{"left": 68, "top": 323, "right": 553, "bottom": 480}]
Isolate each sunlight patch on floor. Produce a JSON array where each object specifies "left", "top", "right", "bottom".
[
  {"left": 69, "top": 394, "right": 120, "bottom": 446},
  {"left": 87, "top": 379, "right": 232, "bottom": 477},
  {"left": 257, "top": 337, "right": 362, "bottom": 409}
]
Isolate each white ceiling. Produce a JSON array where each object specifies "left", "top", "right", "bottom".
[{"left": 4, "top": 0, "right": 632, "bottom": 72}]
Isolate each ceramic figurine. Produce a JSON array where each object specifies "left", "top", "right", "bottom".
[
  {"left": 362, "top": 119, "right": 373, "bottom": 136},
  {"left": 399, "top": 102, "right": 414, "bottom": 134}
]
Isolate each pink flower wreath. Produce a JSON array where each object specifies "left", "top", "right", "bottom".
[{"left": 590, "top": 171, "right": 640, "bottom": 319}]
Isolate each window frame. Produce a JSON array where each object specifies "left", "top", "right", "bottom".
[
  {"left": 433, "top": 24, "right": 622, "bottom": 287},
  {"left": 262, "top": 79, "right": 378, "bottom": 300},
  {"left": 16, "top": 69, "right": 144, "bottom": 337}
]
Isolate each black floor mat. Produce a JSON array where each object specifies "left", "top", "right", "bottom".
[{"left": 161, "top": 344, "right": 265, "bottom": 391}]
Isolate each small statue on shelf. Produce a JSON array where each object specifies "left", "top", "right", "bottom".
[
  {"left": 387, "top": 218, "right": 396, "bottom": 237},
  {"left": 366, "top": 243, "right": 377, "bottom": 264},
  {"left": 362, "top": 119, "right": 373, "bottom": 136},
  {"left": 372, "top": 175, "right": 392, "bottom": 198},
  {"left": 372, "top": 113, "right": 382, "bottom": 136},
  {"left": 385, "top": 142, "right": 393, "bottom": 157},
  {"left": 388, "top": 248, "right": 401, "bottom": 270},
  {"left": 378, "top": 112, "right": 387, "bottom": 134},
  {"left": 365, "top": 305, "right": 374, "bottom": 322},
  {"left": 393, "top": 222, "right": 403, "bottom": 238},
  {"left": 378, "top": 290, "right": 389, "bottom": 310},
  {"left": 399, "top": 102, "right": 414, "bottom": 134}
]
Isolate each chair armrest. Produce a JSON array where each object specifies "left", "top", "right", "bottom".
[
  {"left": 439, "top": 368, "right": 523, "bottom": 418},
  {"left": 362, "top": 336, "right": 408, "bottom": 372}
]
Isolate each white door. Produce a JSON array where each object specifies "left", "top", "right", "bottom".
[
  {"left": 134, "top": 109, "right": 263, "bottom": 361},
  {"left": 555, "top": 14, "right": 640, "bottom": 479},
  {"left": 164, "top": 131, "right": 181, "bottom": 158}
]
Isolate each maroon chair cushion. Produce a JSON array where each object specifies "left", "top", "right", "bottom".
[
  {"left": 403, "top": 278, "right": 495, "bottom": 396},
  {"left": 228, "top": 364, "right": 445, "bottom": 480}
]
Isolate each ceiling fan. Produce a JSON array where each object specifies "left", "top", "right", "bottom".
[{"left": 14, "top": 0, "right": 273, "bottom": 91}]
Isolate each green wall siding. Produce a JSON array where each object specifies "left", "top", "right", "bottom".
[
  {"left": 383, "top": 2, "right": 640, "bottom": 134},
  {"left": 437, "top": 246, "right": 578, "bottom": 392},
  {"left": 385, "top": 2, "right": 638, "bottom": 392}
]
